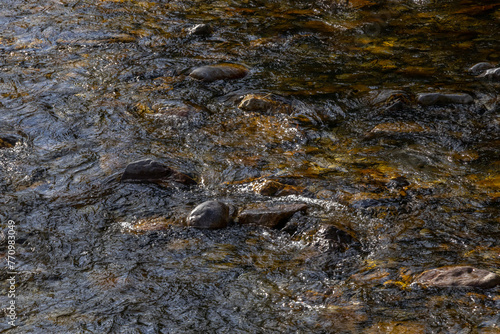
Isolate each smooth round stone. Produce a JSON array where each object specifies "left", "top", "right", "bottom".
[
  {"left": 189, "top": 64, "right": 249, "bottom": 83},
  {"left": 187, "top": 201, "right": 231, "bottom": 229}
]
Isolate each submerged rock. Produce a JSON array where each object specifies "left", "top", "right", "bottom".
[
  {"left": 415, "top": 266, "right": 500, "bottom": 288},
  {"left": 237, "top": 203, "right": 308, "bottom": 229},
  {"left": 189, "top": 64, "right": 249, "bottom": 82},
  {"left": 417, "top": 93, "right": 473, "bottom": 106},
  {"left": 313, "top": 225, "right": 355, "bottom": 252},
  {"left": 121, "top": 159, "right": 196, "bottom": 185},
  {"left": 468, "top": 62, "right": 494, "bottom": 75},
  {"left": 187, "top": 200, "right": 231, "bottom": 229},
  {"left": 252, "top": 179, "right": 302, "bottom": 197},
  {"left": 238, "top": 94, "right": 277, "bottom": 112},
  {"left": 187, "top": 24, "right": 213, "bottom": 36},
  {"left": 366, "top": 121, "right": 429, "bottom": 139}
]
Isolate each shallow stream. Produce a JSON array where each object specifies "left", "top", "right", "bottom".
[{"left": 0, "top": 0, "right": 499, "bottom": 332}]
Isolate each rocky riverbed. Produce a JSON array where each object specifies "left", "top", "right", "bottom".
[{"left": 0, "top": 0, "right": 499, "bottom": 332}]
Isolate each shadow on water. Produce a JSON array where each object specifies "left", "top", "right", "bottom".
[{"left": 0, "top": 0, "right": 499, "bottom": 332}]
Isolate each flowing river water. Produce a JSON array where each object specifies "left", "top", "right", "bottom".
[{"left": 0, "top": 0, "right": 499, "bottom": 332}]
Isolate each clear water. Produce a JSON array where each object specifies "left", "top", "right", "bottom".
[{"left": 0, "top": 0, "right": 499, "bottom": 332}]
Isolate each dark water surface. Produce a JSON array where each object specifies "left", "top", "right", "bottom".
[{"left": 0, "top": 0, "right": 499, "bottom": 332}]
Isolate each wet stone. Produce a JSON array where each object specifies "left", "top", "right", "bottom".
[
  {"left": 187, "top": 24, "right": 213, "bottom": 36},
  {"left": 189, "top": 64, "right": 249, "bottom": 83},
  {"left": 237, "top": 202, "right": 308, "bottom": 229},
  {"left": 415, "top": 266, "right": 500, "bottom": 288},
  {"left": 468, "top": 62, "right": 494, "bottom": 75},
  {"left": 313, "top": 225, "right": 355, "bottom": 252},
  {"left": 187, "top": 201, "right": 231, "bottom": 229},
  {"left": 238, "top": 94, "right": 277, "bottom": 112},
  {"left": 417, "top": 93, "right": 473, "bottom": 106},
  {"left": 121, "top": 159, "right": 196, "bottom": 185},
  {"left": 478, "top": 67, "right": 500, "bottom": 80}
]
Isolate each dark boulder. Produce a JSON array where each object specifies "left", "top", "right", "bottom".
[
  {"left": 237, "top": 202, "right": 308, "bottom": 229},
  {"left": 121, "top": 159, "right": 196, "bottom": 185},
  {"left": 415, "top": 266, "right": 500, "bottom": 288},
  {"left": 187, "top": 200, "right": 231, "bottom": 229},
  {"left": 189, "top": 64, "right": 249, "bottom": 83}
]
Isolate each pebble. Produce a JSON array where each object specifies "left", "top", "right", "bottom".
[
  {"left": 121, "top": 159, "right": 196, "bottom": 185},
  {"left": 189, "top": 64, "right": 249, "bottom": 83},
  {"left": 237, "top": 203, "right": 308, "bottom": 229},
  {"left": 186, "top": 201, "right": 231, "bottom": 229},
  {"left": 187, "top": 24, "right": 213, "bottom": 36},
  {"left": 415, "top": 266, "right": 500, "bottom": 288},
  {"left": 417, "top": 93, "right": 473, "bottom": 106}
]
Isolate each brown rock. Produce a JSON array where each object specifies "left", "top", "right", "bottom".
[
  {"left": 417, "top": 93, "right": 473, "bottom": 106},
  {"left": 237, "top": 202, "right": 308, "bottom": 229},
  {"left": 415, "top": 266, "right": 500, "bottom": 288},
  {"left": 252, "top": 179, "right": 301, "bottom": 197},
  {"left": 189, "top": 64, "right": 249, "bottom": 82}
]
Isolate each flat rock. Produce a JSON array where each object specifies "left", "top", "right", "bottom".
[
  {"left": 417, "top": 93, "right": 473, "bottom": 106},
  {"left": 415, "top": 266, "right": 500, "bottom": 288},
  {"left": 121, "top": 159, "right": 196, "bottom": 185},
  {"left": 313, "top": 225, "right": 355, "bottom": 252},
  {"left": 189, "top": 64, "right": 249, "bottom": 83},
  {"left": 237, "top": 203, "right": 308, "bottom": 229},
  {"left": 187, "top": 200, "right": 231, "bottom": 229}
]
